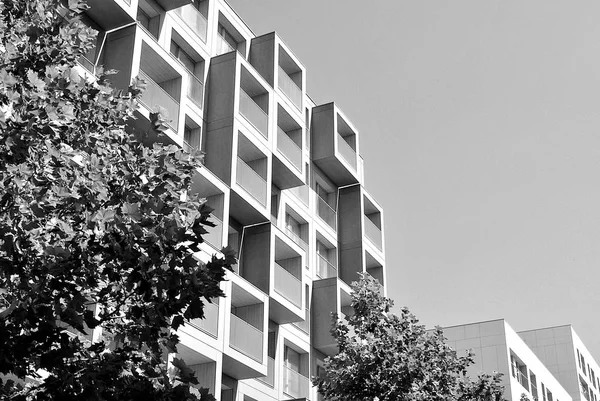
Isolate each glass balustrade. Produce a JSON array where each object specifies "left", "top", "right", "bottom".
[
  {"left": 138, "top": 71, "right": 179, "bottom": 131},
  {"left": 174, "top": 5, "right": 208, "bottom": 43},
  {"left": 337, "top": 133, "right": 357, "bottom": 169},
  {"left": 274, "top": 262, "right": 302, "bottom": 307},
  {"left": 284, "top": 227, "right": 308, "bottom": 251},
  {"left": 292, "top": 308, "right": 310, "bottom": 333},
  {"left": 229, "top": 314, "right": 263, "bottom": 362},
  {"left": 283, "top": 365, "right": 309, "bottom": 399},
  {"left": 239, "top": 89, "right": 268, "bottom": 138},
  {"left": 187, "top": 72, "right": 204, "bottom": 109},
  {"left": 364, "top": 216, "right": 382, "bottom": 250},
  {"left": 317, "top": 196, "right": 336, "bottom": 230},
  {"left": 189, "top": 300, "right": 218, "bottom": 337},
  {"left": 236, "top": 157, "right": 267, "bottom": 206},
  {"left": 277, "top": 66, "right": 302, "bottom": 111},
  {"left": 215, "top": 33, "right": 235, "bottom": 55},
  {"left": 289, "top": 184, "right": 309, "bottom": 206},
  {"left": 277, "top": 127, "right": 302, "bottom": 170},
  {"left": 316, "top": 254, "right": 337, "bottom": 279}
]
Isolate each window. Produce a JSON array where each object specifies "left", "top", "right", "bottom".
[
  {"left": 530, "top": 371, "right": 538, "bottom": 400},
  {"left": 541, "top": 383, "right": 547, "bottom": 401},
  {"left": 511, "top": 353, "right": 529, "bottom": 391}
]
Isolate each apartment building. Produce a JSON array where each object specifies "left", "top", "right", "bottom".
[
  {"left": 76, "top": 0, "right": 387, "bottom": 400},
  {"left": 442, "top": 319, "right": 572, "bottom": 401},
  {"left": 519, "top": 325, "right": 600, "bottom": 401}
]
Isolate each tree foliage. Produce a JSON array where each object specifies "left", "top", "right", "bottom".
[
  {"left": 313, "top": 274, "right": 507, "bottom": 401},
  {"left": 0, "top": 0, "right": 234, "bottom": 399}
]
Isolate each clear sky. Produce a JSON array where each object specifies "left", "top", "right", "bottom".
[{"left": 226, "top": 0, "right": 600, "bottom": 359}]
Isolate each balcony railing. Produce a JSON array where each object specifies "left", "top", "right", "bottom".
[
  {"left": 277, "top": 127, "right": 302, "bottom": 170},
  {"left": 285, "top": 227, "right": 308, "bottom": 252},
  {"left": 236, "top": 157, "right": 267, "bottom": 206},
  {"left": 216, "top": 33, "right": 235, "bottom": 56},
  {"left": 337, "top": 133, "right": 357, "bottom": 169},
  {"left": 274, "top": 262, "right": 302, "bottom": 307},
  {"left": 239, "top": 89, "right": 268, "bottom": 139},
  {"left": 317, "top": 196, "right": 336, "bottom": 231},
  {"left": 289, "top": 184, "right": 309, "bottom": 206},
  {"left": 316, "top": 254, "right": 337, "bottom": 279},
  {"left": 189, "top": 300, "right": 218, "bottom": 337},
  {"left": 292, "top": 308, "right": 310, "bottom": 333},
  {"left": 186, "top": 72, "right": 204, "bottom": 109},
  {"left": 283, "top": 365, "right": 309, "bottom": 399},
  {"left": 257, "top": 357, "right": 275, "bottom": 387},
  {"left": 278, "top": 66, "right": 302, "bottom": 111},
  {"left": 174, "top": 5, "right": 207, "bottom": 43},
  {"left": 138, "top": 71, "right": 180, "bottom": 131},
  {"left": 229, "top": 314, "right": 263, "bottom": 362},
  {"left": 204, "top": 214, "right": 223, "bottom": 249},
  {"left": 364, "top": 216, "right": 382, "bottom": 250}
]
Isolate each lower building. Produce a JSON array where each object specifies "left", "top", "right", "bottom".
[{"left": 442, "top": 319, "right": 572, "bottom": 401}]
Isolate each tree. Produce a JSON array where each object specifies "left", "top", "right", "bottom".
[
  {"left": 313, "top": 274, "right": 506, "bottom": 401},
  {"left": 0, "top": 1, "right": 234, "bottom": 399}
]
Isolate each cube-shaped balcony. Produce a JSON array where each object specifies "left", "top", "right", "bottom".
[
  {"left": 240, "top": 224, "right": 305, "bottom": 324},
  {"left": 311, "top": 103, "right": 360, "bottom": 186},
  {"left": 273, "top": 104, "right": 304, "bottom": 190},
  {"left": 222, "top": 276, "right": 268, "bottom": 379},
  {"left": 338, "top": 185, "right": 385, "bottom": 286},
  {"left": 282, "top": 343, "right": 310, "bottom": 399},
  {"left": 311, "top": 278, "right": 352, "bottom": 356},
  {"left": 249, "top": 33, "right": 306, "bottom": 115},
  {"left": 239, "top": 67, "right": 270, "bottom": 140},
  {"left": 214, "top": 12, "right": 248, "bottom": 57}
]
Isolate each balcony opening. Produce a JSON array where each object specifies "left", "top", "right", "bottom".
[
  {"left": 278, "top": 46, "right": 303, "bottom": 111},
  {"left": 316, "top": 182, "right": 337, "bottom": 231},
  {"left": 174, "top": 0, "right": 208, "bottom": 43},
  {"left": 365, "top": 250, "right": 384, "bottom": 289},
  {"left": 510, "top": 352, "right": 529, "bottom": 391},
  {"left": 316, "top": 236, "right": 337, "bottom": 280},
  {"left": 283, "top": 343, "right": 309, "bottom": 399},
  {"left": 336, "top": 113, "right": 357, "bottom": 170},
  {"left": 137, "top": 1, "right": 161, "bottom": 40},
  {"left": 363, "top": 196, "right": 382, "bottom": 251},
  {"left": 530, "top": 371, "right": 538, "bottom": 400},
  {"left": 216, "top": 13, "right": 246, "bottom": 56},
  {"left": 287, "top": 163, "right": 309, "bottom": 205},
  {"left": 274, "top": 237, "right": 302, "bottom": 308},
  {"left": 183, "top": 117, "right": 202, "bottom": 152},
  {"left": 240, "top": 67, "right": 269, "bottom": 139},
  {"left": 230, "top": 283, "right": 264, "bottom": 362},
  {"left": 340, "top": 289, "right": 354, "bottom": 323},
  {"left": 284, "top": 208, "right": 308, "bottom": 252},
  {"left": 270, "top": 185, "right": 281, "bottom": 225},
  {"left": 236, "top": 133, "right": 268, "bottom": 206},
  {"left": 292, "top": 284, "right": 310, "bottom": 333},
  {"left": 581, "top": 375, "right": 591, "bottom": 401},
  {"left": 220, "top": 374, "right": 237, "bottom": 401},
  {"left": 139, "top": 42, "right": 181, "bottom": 131},
  {"left": 190, "top": 173, "right": 224, "bottom": 251},
  {"left": 276, "top": 104, "right": 302, "bottom": 171},
  {"left": 171, "top": 33, "right": 205, "bottom": 110},
  {"left": 174, "top": 348, "right": 217, "bottom": 396},
  {"left": 77, "top": 14, "right": 106, "bottom": 75}
]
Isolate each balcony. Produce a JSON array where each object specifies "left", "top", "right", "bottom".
[
  {"left": 239, "top": 89, "right": 268, "bottom": 139},
  {"left": 277, "top": 127, "right": 302, "bottom": 171},
  {"left": 283, "top": 365, "right": 309, "bottom": 399},
  {"left": 174, "top": 5, "right": 208, "bottom": 43},
  {"left": 274, "top": 262, "right": 302, "bottom": 308},
  {"left": 230, "top": 314, "right": 263, "bottom": 362},
  {"left": 278, "top": 66, "right": 302, "bottom": 111},
  {"left": 316, "top": 254, "right": 337, "bottom": 279},
  {"left": 138, "top": 70, "right": 180, "bottom": 131},
  {"left": 186, "top": 72, "right": 204, "bottom": 109},
  {"left": 216, "top": 32, "right": 235, "bottom": 55},
  {"left": 289, "top": 184, "right": 309, "bottom": 206},
  {"left": 317, "top": 196, "right": 336, "bottom": 231},
  {"left": 364, "top": 217, "right": 382, "bottom": 250},
  {"left": 337, "top": 133, "right": 357, "bottom": 169},
  {"left": 236, "top": 157, "right": 267, "bottom": 206},
  {"left": 189, "top": 300, "right": 218, "bottom": 337},
  {"left": 257, "top": 356, "right": 275, "bottom": 387},
  {"left": 204, "top": 214, "right": 223, "bottom": 249}
]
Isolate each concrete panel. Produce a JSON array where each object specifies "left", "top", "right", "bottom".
[
  {"left": 249, "top": 34, "right": 275, "bottom": 87},
  {"left": 480, "top": 320, "right": 505, "bottom": 337}
]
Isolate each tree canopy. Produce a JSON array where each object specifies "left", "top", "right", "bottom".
[
  {"left": 0, "top": 0, "right": 233, "bottom": 399},
  {"left": 313, "top": 274, "right": 506, "bottom": 401}
]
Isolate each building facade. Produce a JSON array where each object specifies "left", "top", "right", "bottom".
[
  {"left": 77, "top": 1, "right": 387, "bottom": 400},
  {"left": 443, "top": 319, "right": 572, "bottom": 401},
  {"left": 519, "top": 325, "right": 600, "bottom": 401}
]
